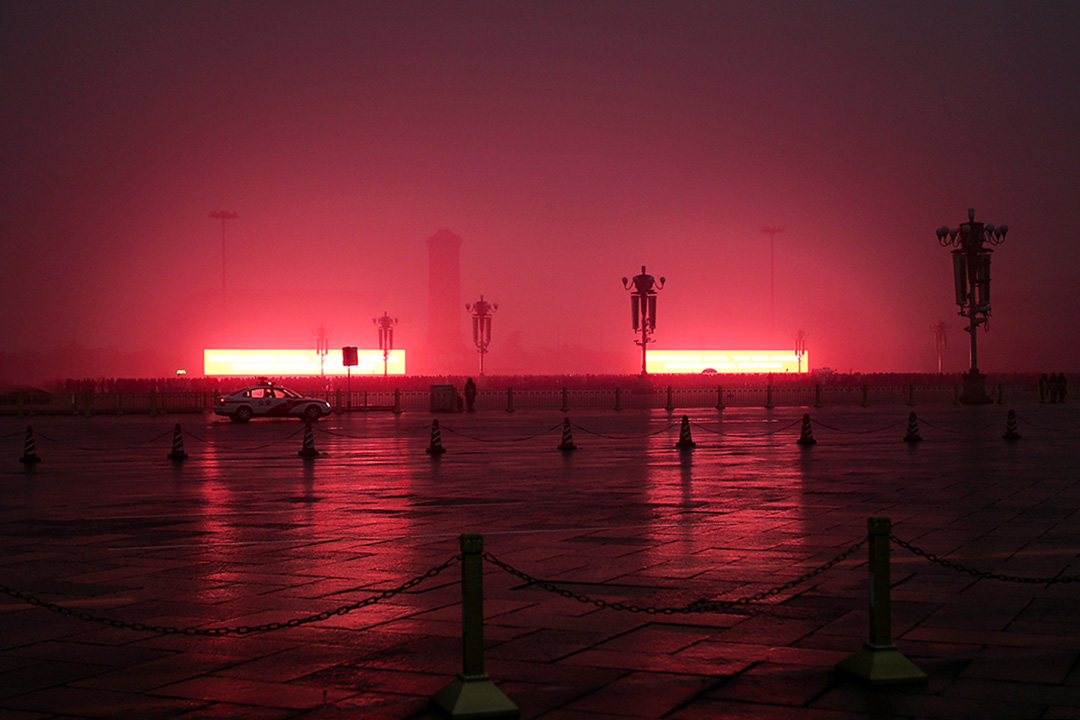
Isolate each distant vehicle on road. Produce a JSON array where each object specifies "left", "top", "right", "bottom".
[{"left": 214, "top": 384, "right": 331, "bottom": 423}]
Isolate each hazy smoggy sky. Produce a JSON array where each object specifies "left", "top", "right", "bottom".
[{"left": 2, "top": 1, "right": 1078, "bottom": 379}]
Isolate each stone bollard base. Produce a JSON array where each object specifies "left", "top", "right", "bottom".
[
  {"left": 431, "top": 673, "right": 519, "bottom": 719},
  {"left": 835, "top": 642, "right": 927, "bottom": 685}
]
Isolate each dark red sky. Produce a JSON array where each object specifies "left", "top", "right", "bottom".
[{"left": 2, "top": 1, "right": 1078, "bottom": 380}]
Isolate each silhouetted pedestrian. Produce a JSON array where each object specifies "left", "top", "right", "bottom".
[
  {"left": 1060, "top": 373, "right": 1068, "bottom": 403},
  {"left": 1049, "top": 372, "right": 1061, "bottom": 403},
  {"left": 464, "top": 377, "right": 477, "bottom": 412},
  {"left": 1039, "top": 373, "right": 1049, "bottom": 403}
]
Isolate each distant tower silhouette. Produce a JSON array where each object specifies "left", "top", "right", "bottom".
[{"left": 426, "top": 229, "right": 466, "bottom": 369}]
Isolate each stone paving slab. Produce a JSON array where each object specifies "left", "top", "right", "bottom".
[{"left": 0, "top": 402, "right": 1077, "bottom": 718}]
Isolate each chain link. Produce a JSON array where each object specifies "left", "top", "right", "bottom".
[
  {"left": 890, "top": 535, "right": 1079, "bottom": 585},
  {"left": 0, "top": 554, "right": 461, "bottom": 635},
  {"left": 483, "top": 538, "right": 866, "bottom": 614}
]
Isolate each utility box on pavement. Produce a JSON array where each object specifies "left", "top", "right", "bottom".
[{"left": 430, "top": 384, "right": 460, "bottom": 413}]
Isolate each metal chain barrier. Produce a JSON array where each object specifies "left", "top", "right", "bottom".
[
  {"left": 1014, "top": 414, "right": 1077, "bottom": 433},
  {"left": 808, "top": 419, "right": 900, "bottom": 434},
  {"left": 0, "top": 554, "right": 461, "bottom": 635},
  {"left": 34, "top": 427, "right": 176, "bottom": 452},
  {"left": 183, "top": 424, "right": 307, "bottom": 451},
  {"left": 483, "top": 537, "right": 865, "bottom": 614},
  {"left": 916, "top": 417, "right": 999, "bottom": 434},
  {"left": 569, "top": 421, "right": 677, "bottom": 440},
  {"left": 690, "top": 417, "right": 804, "bottom": 437},
  {"left": 313, "top": 421, "right": 433, "bottom": 441},
  {"left": 890, "top": 535, "right": 1079, "bottom": 584},
  {"left": 440, "top": 422, "right": 564, "bottom": 443}
]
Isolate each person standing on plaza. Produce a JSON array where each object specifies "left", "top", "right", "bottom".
[
  {"left": 464, "top": 377, "right": 477, "bottom": 412},
  {"left": 1039, "top": 373, "right": 1050, "bottom": 403}
]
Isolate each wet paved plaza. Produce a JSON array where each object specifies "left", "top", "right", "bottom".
[{"left": 1, "top": 401, "right": 1079, "bottom": 719}]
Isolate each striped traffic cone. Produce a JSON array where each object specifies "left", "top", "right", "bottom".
[
  {"left": 426, "top": 420, "right": 446, "bottom": 454},
  {"left": 903, "top": 412, "right": 922, "bottom": 443},
  {"left": 167, "top": 423, "right": 189, "bottom": 460},
  {"left": 557, "top": 418, "right": 577, "bottom": 451},
  {"left": 19, "top": 425, "right": 41, "bottom": 464},
  {"left": 796, "top": 413, "right": 816, "bottom": 445},
  {"left": 675, "top": 415, "right": 695, "bottom": 448},
  {"left": 298, "top": 421, "right": 319, "bottom": 457},
  {"left": 1002, "top": 410, "right": 1021, "bottom": 440}
]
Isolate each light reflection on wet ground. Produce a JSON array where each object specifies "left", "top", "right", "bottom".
[
  {"left": 1, "top": 403, "right": 1078, "bottom": 718},
  {"left": 4, "top": 404, "right": 1077, "bottom": 563}
]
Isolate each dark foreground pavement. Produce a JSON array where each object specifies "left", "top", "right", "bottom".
[{"left": 0, "top": 402, "right": 1078, "bottom": 719}]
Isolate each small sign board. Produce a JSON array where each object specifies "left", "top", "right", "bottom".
[{"left": 342, "top": 346, "right": 358, "bottom": 367}]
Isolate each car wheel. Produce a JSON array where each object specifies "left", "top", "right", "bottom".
[
  {"left": 233, "top": 406, "right": 253, "bottom": 422},
  {"left": 304, "top": 404, "right": 323, "bottom": 422}
]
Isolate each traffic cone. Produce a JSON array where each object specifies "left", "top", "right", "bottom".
[
  {"left": 557, "top": 418, "right": 577, "bottom": 451},
  {"left": 298, "top": 421, "right": 319, "bottom": 457},
  {"left": 675, "top": 415, "right": 695, "bottom": 448},
  {"left": 796, "top": 413, "right": 816, "bottom": 445},
  {"left": 426, "top": 420, "right": 446, "bottom": 454},
  {"left": 167, "top": 423, "right": 189, "bottom": 460},
  {"left": 1002, "top": 410, "right": 1021, "bottom": 440},
  {"left": 19, "top": 425, "right": 41, "bottom": 464},
  {"left": 903, "top": 412, "right": 922, "bottom": 442}
]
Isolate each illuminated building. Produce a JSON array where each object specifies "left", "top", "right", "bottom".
[
  {"left": 204, "top": 349, "right": 405, "bottom": 376},
  {"left": 644, "top": 350, "right": 809, "bottom": 374}
]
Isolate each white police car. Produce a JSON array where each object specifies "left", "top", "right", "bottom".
[{"left": 214, "top": 384, "right": 331, "bottom": 423}]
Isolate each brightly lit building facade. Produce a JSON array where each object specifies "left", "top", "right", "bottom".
[
  {"left": 204, "top": 349, "right": 406, "bottom": 376},
  {"left": 645, "top": 350, "right": 808, "bottom": 374}
]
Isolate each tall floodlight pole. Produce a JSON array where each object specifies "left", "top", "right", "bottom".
[
  {"left": 622, "top": 266, "right": 665, "bottom": 375},
  {"left": 466, "top": 295, "right": 497, "bottom": 375},
  {"left": 761, "top": 226, "right": 784, "bottom": 340},
  {"left": 931, "top": 321, "right": 948, "bottom": 374},
  {"left": 935, "top": 208, "right": 1008, "bottom": 404},
  {"left": 210, "top": 211, "right": 238, "bottom": 325},
  {"left": 373, "top": 311, "right": 398, "bottom": 376}
]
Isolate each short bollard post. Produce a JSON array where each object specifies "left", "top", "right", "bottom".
[
  {"left": 861, "top": 383, "right": 870, "bottom": 407},
  {"left": 505, "top": 387, "right": 515, "bottom": 413},
  {"left": 996, "top": 383, "right": 1005, "bottom": 404},
  {"left": 393, "top": 388, "right": 403, "bottom": 414},
  {"left": 814, "top": 382, "right": 824, "bottom": 408},
  {"left": 560, "top": 386, "right": 570, "bottom": 412},
  {"left": 665, "top": 385, "right": 675, "bottom": 412},
  {"left": 836, "top": 517, "right": 927, "bottom": 685},
  {"left": 613, "top": 386, "right": 622, "bottom": 411},
  {"left": 431, "top": 534, "right": 519, "bottom": 719},
  {"left": 765, "top": 383, "right": 775, "bottom": 409},
  {"left": 335, "top": 389, "right": 342, "bottom": 414},
  {"left": 907, "top": 384, "right": 916, "bottom": 406},
  {"left": 716, "top": 384, "right": 725, "bottom": 411}
]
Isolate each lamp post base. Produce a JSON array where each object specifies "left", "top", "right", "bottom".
[
  {"left": 960, "top": 372, "right": 993, "bottom": 405},
  {"left": 430, "top": 673, "right": 519, "bottom": 719}
]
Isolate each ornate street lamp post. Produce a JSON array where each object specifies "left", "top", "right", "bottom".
[
  {"left": 794, "top": 329, "right": 808, "bottom": 373},
  {"left": 466, "top": 295, "right": 497, "bottom": 375},
  {"left": 622, "top": 266, "right": 665, "bottom": 375},
  {"left": 209, "top": 210, "right": 237, "bottom": 330},
  {"left": 935, "top": 208, "right": 1008, "bottom": 404},
  {"left": 930, "top": 321, "right": 948, "bottom": 374},
  {"left": 372, "top": 311, "right": 398, "bottom": 376},
  {"left": 315, "top": 326, "right": 329, "bottom": 376},
  {"left": 761, "top": 226, "right": 784, "bottom": 340}
]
